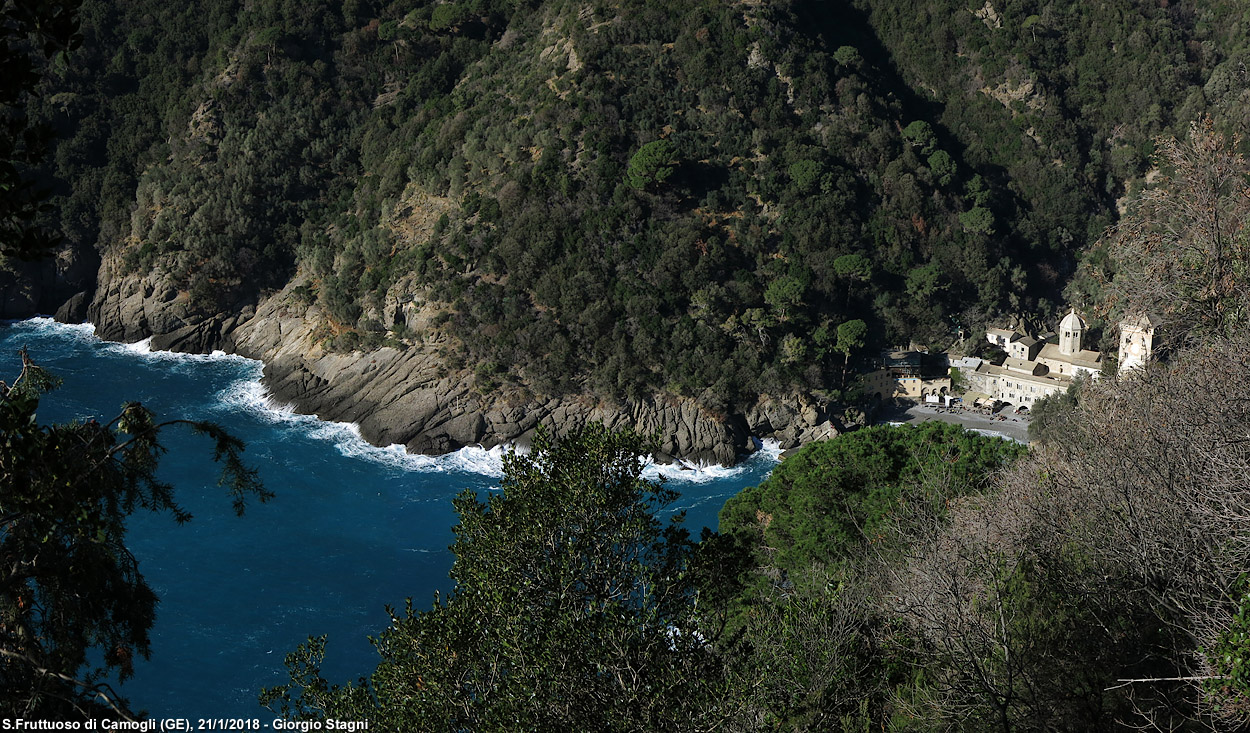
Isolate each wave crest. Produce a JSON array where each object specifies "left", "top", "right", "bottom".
[
  {"left": 3, "top": 316, "right": 97, "bottom": 345},
  {"left": 643, "top": 438, "right": 781, "bottom": 484},
  {"left": 216, "top": 377, "right": 510, "bottom": 476},
  {"left": 10, "top": 318, "right": 781, "bottom": 482}
]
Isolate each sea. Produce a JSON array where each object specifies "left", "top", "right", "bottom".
[{"left": 0, "top": 317, "right": 779, "bottom": 720}]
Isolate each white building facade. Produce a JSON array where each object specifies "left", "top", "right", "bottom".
[{"left": 968, "top": 309, "right": 1101, "bottom": 408}]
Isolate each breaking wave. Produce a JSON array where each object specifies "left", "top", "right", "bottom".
[{"left": 7, "top": 317, "right": 782, "bottom": 481}]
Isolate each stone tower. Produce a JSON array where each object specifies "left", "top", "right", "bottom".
[
  {"left": 1118, "top": 313, "right": 1157, "bottom": 373},
  {"left": 1058, "top": 308, "right": 1085, "bottom": 356}
]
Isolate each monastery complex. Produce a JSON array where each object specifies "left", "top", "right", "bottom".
[
  {"left": 864, "top": 310, "right": 1158, "bottom": 410},
  {"left": 964, "top": 309, "right": 1157, "bottom": 408}
]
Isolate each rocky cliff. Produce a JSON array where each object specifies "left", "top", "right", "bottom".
[
  {"left": 75, "top": 268, "right": 841, "bottom": 466},
  {"left": 1, "top": 245, "right": 96, "bottom": 321}
]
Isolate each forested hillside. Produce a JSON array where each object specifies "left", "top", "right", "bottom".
[
  {"left": 14, "top": 0, "right": 1249, "bottom": 414},
  {"left": 13, "top": 1, "right": 1250, "bottom": 727},
  {"left": 262, "top": 122, "right": 1250, "bottom": 730}
]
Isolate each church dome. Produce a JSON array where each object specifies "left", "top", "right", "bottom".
[{"left": 1058, "top": 308, "right": 1085, "bottom": 355}]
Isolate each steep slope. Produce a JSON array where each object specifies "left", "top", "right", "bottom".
[{"left": 8, "top": 0, "right": 1244, "bottom": 459}]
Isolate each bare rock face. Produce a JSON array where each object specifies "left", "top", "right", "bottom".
[
  {"left": 54, "top": 291, "right": 90, "bottom": 323},
  {"left": 257, "top": 343, "right": 751, "bottom": 465},
  {"left": 87, "top": 258, "right": 204, "bottom": 344},
  {"left": 745, "top": 394, "right": 841, "bottom": 449},
  {"left": 84, "top": 274, "right": 838, "bottom": 466}
]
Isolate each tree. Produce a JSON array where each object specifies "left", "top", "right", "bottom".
[
  {"left": 716, "top": 423, "right": 1027, "bottom": 730},
  {"left": 958, "top": 206, "right": 995, "bottom": 235},
  {"left": 833, "top": 318, "right": 866, "bottom": 388},
  {"left": 1105, "top": 117, "right": 1250, "bottom": 348},
  {"left": 726, "top": 570, "right": 882, "bottom": 730},
  {"left": 902, "top": 120, "right": 937, "bottom": 156},
  {"left": 889, "top": 514, "right": 1140, "bottom": 731},
  {"left": 928, "top": 149, "right": 956, "bottom": 187},
  {"left": 626, "top": 139, "right": 676, "bottom": 190},
  {"left": 764, "top": 274, "right": 806, "bottom": 321},
  {"left": 0, "top": 0, "right": 81, "bottom": 260},
  {"left": 1022, "top": 336, "right": 1250, "bottom": 727},
  {"left": 1, "top": 351, "right": 269, "bottom": 719},
  {"left": 833, "top": 253, "right": 872, "bottom": 310},
  {"left": 895, "top": 332, "right": 1250, "bottom": 729},
  {"left": 906, "top": 262, "right": 945, "bottom": 301},
  {"left": 832, "top": 45, "right": 861, "bottom": 68},
  {"left": 719, "top": 423, "right": 1026, "bottom": 599},
  {"left": 263, "top": 426, "right": 739, "bottom": 731},
  {"left": 787, "top": 160, "right": 822, "bottom": 194},
  {"left": 1025, "top": 376, "right": 1084, "bottom": 445},
  {"left": 832, "top": 253, "right": 871, "bottom": 283},
  {"left": 428, "top": 3, "right": 468, "bottom": 32}
]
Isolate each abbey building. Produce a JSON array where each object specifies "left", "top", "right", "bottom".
[{"left": 963, "top": 310, "right": 1155, "bottom": 408}]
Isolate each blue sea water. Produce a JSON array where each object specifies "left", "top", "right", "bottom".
[{"left": 0, "top": 317, "right": 778, "bottom": 719}]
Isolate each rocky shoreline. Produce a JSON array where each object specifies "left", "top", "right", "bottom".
[{"left": 69, "top": 270, "right": 845, "bottom": 466}]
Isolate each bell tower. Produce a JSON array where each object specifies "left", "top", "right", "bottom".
[
  {"left": 1058, "top": 308, "right": 1085, "bottom": 356},
  {"left": 1118, "top": 314, "right": 1156, "bottom": 373}
]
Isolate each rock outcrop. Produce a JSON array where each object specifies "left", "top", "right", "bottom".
[
  {"left": 86, "top": 258, "right": 208, "bottom": 344},
  {"left": 1, "top": 245, "right": 96, "bottom": 320},
  {"left": 79, "top": 274, "right": 841, "bottom": 466},
  {"left": 745, "top": 395, "right": 842, "bottom": 449}
]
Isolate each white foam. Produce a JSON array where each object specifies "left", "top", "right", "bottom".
[
  {"left": 216, "top": 378, "right": 295, "bottom": 420},
  {"left": 11, "top": 318, "right": 781, "bottom": 481},
  {"left": 754, "top": 438, "right": 785, "bottom": 461},
  {"left": 3, "top": 316, "right": 98, "bottom": 344},
  {"left": 118, "top": 336, "right": 153, "bottom": 354},
  {"left": 215, "top": 372, "right": 783, "bottom": 481},
  {"left": 444, "top": 444, "right": 510, "bottom": 477},
  {"left": 104, "top": 337, "right": 257, "bottom": 367},
  {"left": 642, "top": 438, "right": 781, "bottom": 484},
  {"left": 216, "top": 376, "right": 510, "bottom": 476},
  {"left": 6, "top": 318, "right": 256, "bottom": 373}
]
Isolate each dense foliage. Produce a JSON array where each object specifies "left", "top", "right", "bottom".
[
  {"left": 17, "top": 1, "right": 1250, "bottom": 724},
  {"left": 262, "top": 425, "right": 741, "bottom": 730},
  {"left": 711, "top": 126, "right": 1250, "bottom": 730},
  {"left": 1, "top": 5, "right": 271, "bottom": 720},
  {"left": 0, "top": 0, "right": 80, "bottom": 262},
  {"left": 720, "top": 421, "right": 1025, "bottom": 594},
  {"left": 270, "top": 410, "right": 1250, "bottom": 730},
  {"left": 257, "top": 116, "right": 1250, "bottom": 733},
  {"left": 18, "top": 0, "right": 1250, "bottom": 410},
  {"left": 267, "top": 423, "right": 1046, "bottom": 730}
]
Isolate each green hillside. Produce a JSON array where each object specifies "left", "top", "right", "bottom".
[
  {"left": 13, "top": 1, "right": 1250, "bottom": 727},
  {"left": 18, "top": 0, "right": 1250, "bottom": 406}
]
